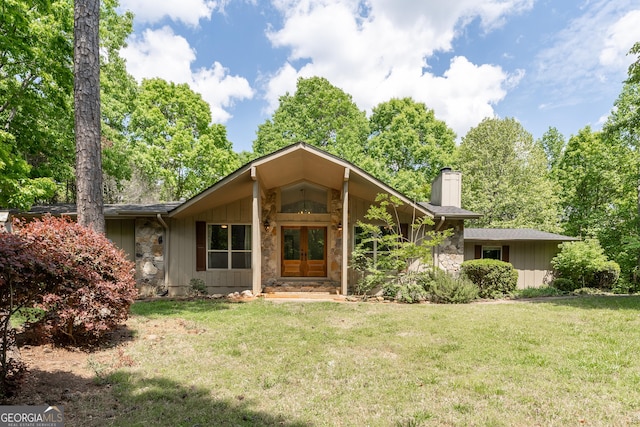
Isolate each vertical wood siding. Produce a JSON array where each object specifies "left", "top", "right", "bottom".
[
  {"left": 464, "top": 241, "right": 561, "bottom": 288},
  {"left": 167, "top": 198, "right": 253, "bottom": 295}
]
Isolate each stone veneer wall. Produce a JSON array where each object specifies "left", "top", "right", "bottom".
[
  {"left": 328, "top": 189, "right": 342, "bottom": 283},
  {"left": 435, "top": 221, "right": 465, "bottom": 275},
  {"left": 261, "top": 189, "right": 278, "bottom": 283},
  {"left": 135, "top": 218, "right": 166, "bottom": 296}
]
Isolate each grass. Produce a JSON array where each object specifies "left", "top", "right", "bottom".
[{"left": 66, "top": 296, "right": 640, "bottom": 426}]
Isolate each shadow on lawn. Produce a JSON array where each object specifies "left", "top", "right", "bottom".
[
  {"left": 12, "top": 369, "right": 312, "bottom": 427},
  {"left": 131, "top": 299, "right": 234, "bottom": 318},
  {"left": 526, "top": 294, "right": 640, "bottom": 311}
]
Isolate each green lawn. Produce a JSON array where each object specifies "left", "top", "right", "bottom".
[{"left": 71, "top": 296, "right": 640, "bottom": 426}]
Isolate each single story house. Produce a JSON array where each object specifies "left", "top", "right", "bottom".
[{"left": 7, "top": 142, "right": 576, "bottom": 294}]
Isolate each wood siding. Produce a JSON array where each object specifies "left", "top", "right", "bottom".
[
  {"left": 105, "top": 219, "right": 135, "bottom": 261},
  {"left": 464, "top": 241, "right": 561, "bottom": 288},
  {"left": 167, "top": 198, "right": 253, "bottom": 295}
]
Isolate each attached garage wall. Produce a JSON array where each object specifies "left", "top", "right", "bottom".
[
  {"left": 168, "top": 198, "right": 253, "bottom": 296},
  {"left": 464, "top": 241, "right": 562, "bottom": 288}
]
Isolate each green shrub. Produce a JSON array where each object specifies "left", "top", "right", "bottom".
[
  {"left": 189, "top": 278, "right": 207, "bottom": 295},
  {"left": 514, "top": 286, "right": 564, "bottom": 298},
  {"left": 551, "top": 239, "right": 620, "bottom": 289},
  {"left": 551, "top": 278, "right": 577, "bottom": 292},
  {"left": 460, "top": 259, "right": 518, "bottom": 299},
  {"left": 427, "top": 269, "right": 478, "bottom": 304},
  {"left": 394, "top": 282, "right": 429, "bottom": 304},
  {"left": 594, "top": 261, "right": 620, "bottom": 290}
]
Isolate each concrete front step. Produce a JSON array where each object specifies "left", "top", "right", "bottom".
[{"left": 263, "top": 281, "right": 340, "bottom": 294}]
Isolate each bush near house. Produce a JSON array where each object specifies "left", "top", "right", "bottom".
[
  {"left": 13, "top": 216, "right": 138, "bottom": 345},
  {"left": 460, "top": 259, "right": 518, "bottom": 298},
  {"left": 426, "top": 269, "right": 479, "bottom": 304},
  {"left": 551, "top": 239, "right": 620, "bottom": 291}
]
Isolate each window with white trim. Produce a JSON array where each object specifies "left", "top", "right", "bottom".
[{"left": 207, "top": 224, "right": 252, "bottom": 269}]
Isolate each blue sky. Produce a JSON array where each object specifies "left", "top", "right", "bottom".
[{"left": 119, "top": 0, "right": 640, "bottom": 153}]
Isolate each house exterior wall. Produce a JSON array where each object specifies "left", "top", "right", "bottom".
[
  {"left": 167, "top": 198, "right": 253, "bottom": 296},
  {"left": 464, "top": 241, "right": 561, "bottom": 288},
  {"left": 434, "top": 220, "right": 465, "bottom": 275},
  {"left": 105, "top": 219, "right": 135, "bottom": 261}
]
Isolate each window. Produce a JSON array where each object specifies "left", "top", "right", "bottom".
[
  {"left": 207, "top": 224, "right": 251, "bottom": 269},
  {"left": 482, "top": 246, "right": 502, "bottom": 260},
  {"left": 280, "top": 182, "right": 327, "bottom": 213},
  {"left": 354, "top": 225, "right": 395, "bottom": 263}
]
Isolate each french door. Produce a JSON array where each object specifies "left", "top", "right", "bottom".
[{"left": 281, "top": 226, "right": 327, "bottom": 277}]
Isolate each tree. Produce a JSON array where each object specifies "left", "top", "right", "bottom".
[
  {"left": 99, "top": 0, "right": 136, "bottom": 203},
  {"left": 457, "top": 117, "right": 560, "bottom": 231},
  {"left": 366, "top": 98, "right": 456, "bottom": 199},
  {"left": 253, "top": 77, "right": 370, "bottom": 163},
  {"left": 555, "top": 127, "right": 627, "bottom": 237},
  {"left": 129, "top": 78, "right": 239, "bottom": 201},
  {"left": 603, "top": 81, "right": 640, "bottom": 286},
  {"left": 539, "top": 126, "right": 565, "bottom": 171},
  {"left": 74, "top": 0, "right": 104, "bottom": 233},
  {"left": 351, "top": 193, "right": 449, "bottom": 300},
  {"left": 0, "top": 0, "right": 137, "bottom": 208},
  {"left": 0, "top": 0, "right": 75, "bottom": 208},
  {"left": 628, "top": 42, "right": 640, "bottom": 84}
]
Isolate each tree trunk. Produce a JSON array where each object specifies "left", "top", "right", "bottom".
[{"left": 74, "top": 0, "right": 104, "bottom": 233}]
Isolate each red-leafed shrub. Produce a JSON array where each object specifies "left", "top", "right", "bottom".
[
  {"left": 15, "top": 216, "right": 138, "bottom": 345},
  {"left": 0, "top": 231, "right": 64, "bottom": 397}
]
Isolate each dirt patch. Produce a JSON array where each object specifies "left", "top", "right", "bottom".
[{"left": 3, "top": 326, "right": 134, "bottom": 407}]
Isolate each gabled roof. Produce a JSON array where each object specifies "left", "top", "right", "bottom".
[
  {"left": 170, "top": 142, "right": 435, "bottom": 218},
  {"left": 464, "top": 228, "right": 579, "bottom": 242}
]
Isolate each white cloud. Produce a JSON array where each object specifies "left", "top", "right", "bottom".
[
  {"left": 536, "top": 1, "right": 640, "bottom": 101},
  {"left": 121, "top": 27, "right": 254, "bottom": 123},
  {"left": 263, "top": 0, "right": 530, "bottom": 137},
  {"left": 119, "top": 0, "right": 222, "bottom": 26},
  {"left": 599, "top": 10, "right": 640, "bottom": 69}
]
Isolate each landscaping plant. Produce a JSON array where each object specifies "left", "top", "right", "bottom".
[
  {"left": 460, "top": 259, "right": 518, "bottom": 298},
  {"left": 14, "top": 216, "right": 138, "bottom": 344},
  {"left": 351, "top": 193, "right": 450, "bottom": 300},
  {"left": 551, "top": 239, "right": 620, "bottom": 290}
]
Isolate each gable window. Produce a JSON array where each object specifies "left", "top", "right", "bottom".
[
  {"left": 207, "top": 224, "right": 252, "bottom": 269},
  {"left": 280, "top": 182, "right": 328, "bottom": 213}
]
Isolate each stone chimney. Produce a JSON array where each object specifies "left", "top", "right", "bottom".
[{"left": 430, "top": 167, "right": 461, "bottom": 208}]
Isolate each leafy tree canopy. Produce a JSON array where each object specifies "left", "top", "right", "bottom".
[
  {"left": 457, "top": 117, "right": 560, "bottom": 231},
  {"left": 253, "top": 76, "right": 370, "bottom": 163},
  {"left": 365, "top": 98, "right": 456, "bottom": 199},
  {"left": 129, "top": 78, "right": 239, "bottom": 201},
  {"left": 0, "top": 0, "right": 137, "bottom": 208}
]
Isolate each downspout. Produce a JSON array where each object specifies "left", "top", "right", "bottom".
[{"left": 157, "top": 214, "right": 169, "bottom": 290}]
